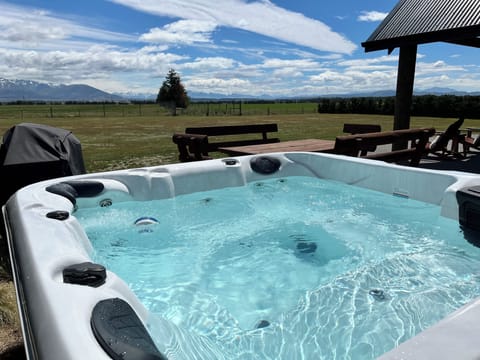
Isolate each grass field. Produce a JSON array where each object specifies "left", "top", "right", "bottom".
[{"left": 1, "top": 103, "right": 476, "bottom": 172}]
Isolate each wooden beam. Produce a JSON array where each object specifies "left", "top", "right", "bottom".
[{"left": 445, "top": 38, "right": 480, "bottom": 48}]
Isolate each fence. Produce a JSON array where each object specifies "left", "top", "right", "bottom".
[{"left": 0, "top": 102, "right": 319, "bottom": 120}]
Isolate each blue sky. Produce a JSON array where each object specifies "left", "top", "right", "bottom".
[{"left": 1, "top": 0, "right": 479, "bottom": 98}]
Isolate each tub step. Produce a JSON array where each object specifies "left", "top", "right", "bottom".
[{"left": 91, "top": 298, "right": 167, "bottom": 360}]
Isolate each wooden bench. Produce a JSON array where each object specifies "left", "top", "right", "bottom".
[
  {"left": 333, "top": 127, "right": 436, "bottom": 166},
  {"left": 343, "top": 123, "right": 381, "bottom": 135},
  {"left": 172, "top": 133, "right": 211, "bottom": 162},
  {"left": 172, "top": 124, "right": 279, "bottom": 162},
  {"left": 184, "top": 123, "right": 279, "bottom": 152},
  {"left": 343, "top": 123, "right": 381, "bottom": 155}
]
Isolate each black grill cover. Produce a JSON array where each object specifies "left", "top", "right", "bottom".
[{"left": 0, "top": 123, "right": 86, "bottom": 205}]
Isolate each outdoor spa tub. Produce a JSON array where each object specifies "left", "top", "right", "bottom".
[{"left": 4, "top": 152, "right": 480, "bottom": 360}]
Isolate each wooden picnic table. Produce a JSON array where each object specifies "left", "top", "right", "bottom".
[
  {"left": 218, "top": 139, "right": 336, "bottom": 156},
  {"left": 466, "top": 127, "right": 480, "bottom": 138}
]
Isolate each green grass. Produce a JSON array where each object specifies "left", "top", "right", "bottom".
[{"left": 0, "top": 107, "right": 473, "bottom": 172}]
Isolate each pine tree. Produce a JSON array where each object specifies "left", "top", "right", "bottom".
[{"left": 156, "top": 69, "right": 189, "bottom": 115}]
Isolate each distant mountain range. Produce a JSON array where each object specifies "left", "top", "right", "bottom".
[
  {"left": 0, "top": 78, "right": 479, "bottom": 102},
  {"left": 0, "top": 78, "right": 124, "bottom": 102}
]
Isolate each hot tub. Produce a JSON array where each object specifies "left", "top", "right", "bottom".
[{"left": 4, "top": 152, "right": 480, "bottom": 360}]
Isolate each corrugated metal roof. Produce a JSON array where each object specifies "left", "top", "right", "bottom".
[{"left": 362, "top": 0, "right": 480, "bottom": 52}]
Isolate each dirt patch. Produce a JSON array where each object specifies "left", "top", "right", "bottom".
[{"left": 0, "top": 324, "right": 24, "bottom": 360}]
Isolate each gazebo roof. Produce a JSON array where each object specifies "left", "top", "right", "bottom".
[{"left": 362, "top": 0, "right": 480, "bottom": 53}]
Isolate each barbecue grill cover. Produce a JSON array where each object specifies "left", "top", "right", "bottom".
[{"left": 0, "top": 123, "right": 86, "bottom": 205}]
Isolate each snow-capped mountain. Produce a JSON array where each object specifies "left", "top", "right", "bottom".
[{"left": 0, "top": 78, "right": 124, "bottom": 102}]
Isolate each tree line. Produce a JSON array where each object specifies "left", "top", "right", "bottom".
[{"left": 317, "top": 95, "right": 480, "bottom": 119}]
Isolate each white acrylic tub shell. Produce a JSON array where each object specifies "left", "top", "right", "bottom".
[{"left": 3, "top": 152, "right": 480, "bottom": 359}]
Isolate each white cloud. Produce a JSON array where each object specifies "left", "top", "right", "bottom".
[
  {"left": 0, "top": 45, "right": 187, "bottom": 92},
  {"left": 180, "top": 57, "right": 236, "bottom": 70},
  {"left": 310, "top": 70, "right": 351, "bottom": 83},
  {"left": 262, "top": 58, "right": 321, "bottom": 70},
  {"left": 308, "top": 67, "right": 397, "bottom": 94},
  {"left": 416, "top": 60, "right": 466, "bottom": 75},
  {"left": 139, "top": 20, "right": 217, "bottom": 45},
  {"left": 2, "top": 1, "right": 479, "bottom": 97},
  {"left": 338, "top": 55, "right": 399, "bottom": 67},
  {"left": 0, "top": 2, "right": 135, "bottom": 48},
  {"left": 335, "top": 56, "right": 399, "bottom": 74},
  {"left": 272, "top": 68, "right": 303, "bottom": 78},
  {"left": 110, "top": 0, "right": 357, "bottom": 54},
  {"left": 358, "top": 11, "right": 388, "bottom": 22},
  {"left": 304, "top": 54, "right": 475, "bottom": 96},
  {"left": 186, "top": 77, "right": 252, "bottom": 95}
]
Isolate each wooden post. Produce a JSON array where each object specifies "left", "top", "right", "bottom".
[
  {"left": 394, "top": 45, "right": 417, "bottom": 130},
  {"left": 393, "top": 45, "right": 417, "bottom": 150}
]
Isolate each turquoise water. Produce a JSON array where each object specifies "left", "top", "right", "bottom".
[{"left": 76, "top": 176, "right": 480, "bottom": 359}]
